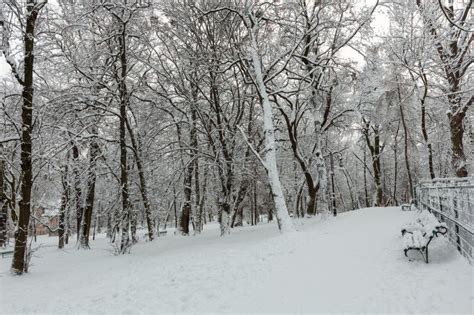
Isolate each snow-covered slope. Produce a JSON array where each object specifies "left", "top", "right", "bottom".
[{"left": 1, "top": 207, "right": 471, "bottom": 314}]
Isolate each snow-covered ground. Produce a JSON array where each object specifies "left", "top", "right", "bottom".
[{"left": 1, "top": 207, "right": 472, "bottom": 314}]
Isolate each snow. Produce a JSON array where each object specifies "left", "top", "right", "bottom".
[
  {"left": 402, "top": 210, "right": 448, "bottom": 244},
  {"left": 0, "top": 207, "right": 472, "bottom": 314},
  {"left": 403, "top": 229, "right": 429, "bottom": 248}
]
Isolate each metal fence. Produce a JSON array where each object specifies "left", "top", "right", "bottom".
[{"left": 415, "top": 177, "right": 473, "bottom": 264}]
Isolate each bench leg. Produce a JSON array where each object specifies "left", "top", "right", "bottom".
[
  {"left": 404, "top": 247, "right": 431, "bottom": 263},
  {"left": 416, "top": 247, "right": 429, "bottom": 264},
  {"left": 418, "top": 247, "right": 429, "bottom": 264}
]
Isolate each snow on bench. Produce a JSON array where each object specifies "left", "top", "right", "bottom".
[{"left": 401, "top": 210, "right": 447, "bottom": 263}]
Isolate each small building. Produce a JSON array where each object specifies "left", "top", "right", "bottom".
[{"left": 32, "top": 206, "right": 59, "bottom": 236}]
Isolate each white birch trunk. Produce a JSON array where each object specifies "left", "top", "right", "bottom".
[{"left": 247, "top": 16, "right": 294, "bottom": 233}]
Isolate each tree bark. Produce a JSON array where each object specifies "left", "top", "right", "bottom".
[
  {"left": 278, "top": 106, "right": 318, "bottom": 216},
  {"left": 180, "top": 113, "right": 196, "bottom": 235},
  {"left": 11, "top": 0, "right": 43, "bottom": 274},
  {"left": 246, "top": 12, "right": 294, "bottom": 232},
  {"left": 9, "top": 175, "right": 17, "bottom": 224},
  {"left": 363, "top": 121, "right": 383, "bottom": 207},
  {"left": 173, "top": 186, "right": 178, "bottom": 229},
  {"left": 419, "top": 71, "right": 436, "bottom": 179},
  {"left": 231, "top": 105, "right": 255, "bottom": 227},
  {"left": 71, "top": 141, "right": 83, "bottom": 240},
  {"left": 396, "top": 83, "right": 414, "bottom": 200},
  {"left": 58, "top": 161, "right": 69, "bottom": 249},
  {"left": 196, "top": 164, "right": 208, "bottom": 232},
  {"left": 0, "top": 144, "right": 6, "bottom": 247},
  {"left": 189, "top": 95, "right": 201, "bottom": 234},
  {"left": 179, "top": 81, "right": 199, "bottom": 235},
  {"left": 118, "top": 25, "right": 131, "bottom": 254},
  {"left": 231, "top": 179, "right": 250, "bottom": 228},
  {"left": 180, "top": 160, "right": 192, "bottom": 235},
  {"left": 363, "top": 147, "right": 369, "bottom": 208},
  {"left": 79, "top": 131, "right": 99, "bottom": 249},
  {"left": 193, "top": 147, "right": 201, "bottom": 233},
  {"left": 449, "top": 110, "right": 468, "bottom": 177},
  {"left": 392, "top": 122, "right": 400, "bottom": 206},
  {"left": 373, "top": 129, "right": 383, "bottom": 206},
  {"left": 125, "top": 117, "right": 155, "bottom": 241}
]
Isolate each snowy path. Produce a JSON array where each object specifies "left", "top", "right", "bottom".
[
  {"left": 1, "top": 207, "right": 472, "bottom": 314},
  {"left": 244, "top": 207, "right": 472, "bottom": 313}
]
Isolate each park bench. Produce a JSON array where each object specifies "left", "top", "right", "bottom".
[
  {"left": 401, "top": 210, "right": 448, "bottom": 263},
  {"left": 401, "top": 200, "right": 415, "bottom": 211},
  {"left": 143, "top": 230, "right": 168, "bottom": 239},
  {"left": 401, "top": 204, "right": 411, "bottom": 211},
  {"left": 1, "top": 250, "right": 14, "bottom": 258}
]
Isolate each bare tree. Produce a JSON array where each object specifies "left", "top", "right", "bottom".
[
  {"left": 416, "top": 0, "right": 473, "bottom": 177},
  {"left": 1, "top": 0, "right": 47, "bottom": 274}
]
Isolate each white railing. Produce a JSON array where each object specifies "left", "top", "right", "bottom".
[{"left": 415, "top": 177, "right": 473, "bottom": 263}]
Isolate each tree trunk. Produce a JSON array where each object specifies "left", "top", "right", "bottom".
[
  {"left": 180, "top": 160, "right": 193, "bottom": 235},
  {"left": 173, "top": 186, "right": 178, "bottom": 229},
  {"left": 218, "top": 201, "right": 231, "bottom": 236},
  {"left": 306, "top": 189, "right": 317, "bottom": 217},
  {"left": 190, "top": 98, "right": 202, "bottom": 234},
  {"left": 106, "top": 212, "right": 112, "bottom": 239},
  {"left": 0, "top": 144, "right": 6, "bottom": 247},
  {"left": 231, "top": 180, "right": 249, "bottom": 228},
  {"left": 419, "top": 72, "right": 436, "bottom": 179},
  {"left": 277, "top": 97, "right": 318, "bottom": 216},
  {"left": 197, "top": 167, "right": 209, "bottom": 231},
  {"left": 363, "top": 121, "right": 383, "bottom": 207},
  {"left": 231, "top": 108, "right": 254, "bottom": 227},
  {"left": 11, "top": 1, "right": 42, "bottom": 274},
  {"left": 217, "top": 162, "right": 232, "bottom": 236},
  {"left": 313, "top": 121, "right": 329, "bottom": 216},
  {"left": 79, "top": 133, "right": 99, "bottom": 249},
  {"left": 71, "top": 142, "right": 83, "bottom": 240},
  {"left": 9, "top": 175, "right": 17, "bottom": 224},
  {"left": 342, "top": 168, "right": 357, "bottom": 210},
  {"left": 179, "top": 88, "right": 199, "bottom": 235},
  {"left": 207, "top": 68, "right": 234, "bottom": 236},
  {"left": 252, "top": 172, "right": 258, "bottom": 225},
  {"left": 246, "top": 14, "right": 294, "bottom": 232},
  {"left": 193, "top": 151, "right": 201, "bottom": 232},
  {"left": 449, "top": 110, "right": 468, "bottom": 177},
  {"left": 372, "top": 129, "right": 383, "bottom": 207},
  {"left": 118, "top": 26, "right": 131, "bottom": 254},
  {"left": 397, "top": 81, "right": 414, "bottom": 200},
  {"left": 363, "top": 147, "right": 369, "bottom": 208},
  {"left": 130, "top": 208, "right": 138, "bottom": 244},
  {"left": 250, "top": 180, "right": 256, "bottom": 225},
  {"left": 392, "top": 122, "right": 400, "bottom": 206},
  {"left": 125, "top": 119, "right": 155, "bottom": 241},
  {"left": 92, "top": 215, "right": 97, "bottom": 240},
  {"left": 58, "top": 162, "right": 69, "bottom": 249}
]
